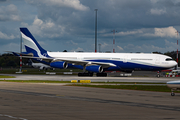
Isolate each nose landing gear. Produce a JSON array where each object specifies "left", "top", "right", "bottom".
[{"left": 157, "top": 71, "right": 161, "bottom": 78}]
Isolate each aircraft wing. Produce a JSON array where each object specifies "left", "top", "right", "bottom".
[
  {"left": 54, "top": 59, "right": 117, "bottom": 68},
  {"left": 16, "top": 55, "right": 117, "bottom": 68}
]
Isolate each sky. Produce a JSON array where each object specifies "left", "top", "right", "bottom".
[{"left": 1, "top": 0, "right": 180, "bottom": 54}]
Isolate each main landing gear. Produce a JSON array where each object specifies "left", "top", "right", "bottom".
[
  {"left": 96, "top": 73, "right": 107, "bottom": 77},
  {"left": 157, "top": 71, "right": 161, "bottom": 78},
  {"left": 171, "top": 92, "right": 175, "bottom": 96},
  {"left": 170, "top": 88, "right": 180, "bottom": 96},
  {"left": 171, "top": 89, "right": 176, "bottom": 96},
  {"left": 78, "top": 72, "right": 107, "bottom": 77},
  {"left": 78, "top": 72, "right": 93, "bottom": 77}
]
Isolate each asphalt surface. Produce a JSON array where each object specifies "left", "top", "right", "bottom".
[
  {"left": 0, "top": 82, "right": 179, "bottom": 120},
  {"left": 1, "top": 73, "right": 180, "bottom": 83},
  {"left": 0, "top": 74, "right": 180, "bottom": 119}
]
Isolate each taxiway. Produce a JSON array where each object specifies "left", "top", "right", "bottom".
[
  {"left": 0, "top": 82, "right": 179, "bottom": 120},
  {"left": 1, "top": 74, "right": 180, "bottom": 83},
  {"left": 0, "top": 74, "right": 180, "bottom": 119}
]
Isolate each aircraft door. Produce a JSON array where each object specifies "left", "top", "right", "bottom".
[
  {"left": 123, "top": 55, "right": 128, "bottom": 63},
  {"left": 155, "top": 57, "right": 160, "bottom": 64}
]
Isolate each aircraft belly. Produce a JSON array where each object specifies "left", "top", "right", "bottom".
[
  {"left": 167, "top": 84, "right": 180, "bottom": 89},
  {"left": 69, "top": 59, "right": 165, "bottom": 71},
  {"left": 117, "top": 61, "right": 159, "bottom": 71}
]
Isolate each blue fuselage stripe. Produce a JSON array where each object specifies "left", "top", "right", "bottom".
[{"left": 84, "top": 59, "right": 165, "bottom": 71}]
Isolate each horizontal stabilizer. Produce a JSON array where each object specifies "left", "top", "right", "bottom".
[{"left": 5, "top": 51, "right": 34, "bottom": 57}]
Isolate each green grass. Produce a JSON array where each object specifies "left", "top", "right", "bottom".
[
  {"left": 0, "top": 67, "right": 82, "bottom": 75},
  {"left": 91, "top": 82, "right": 165, "bottom": 84},
  {"left": 0, "top": 80, "right": 71, "bottom": 83},
  {"left": 0, "top": 75, "right": 15, "bottom": 78}
]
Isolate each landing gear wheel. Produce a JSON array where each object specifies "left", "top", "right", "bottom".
[
  {"left": 96, "top": 73, "right": 107, "bottom": 77},
  {"left": 157, "top": 74, "right": 160, "bottom": 78},
  {"left": 171, "top": 92, "right": 175, "bottom": 96},
  {"left": 78, "top": 72, "right": 93, "bottom": 77},
  {"left": 156, "top": 71, "right": 161, "bottom": 78}
]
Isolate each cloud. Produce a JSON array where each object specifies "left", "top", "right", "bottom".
[
  {"left": 32, "top": 16, "right": 55, "bottom": 29},
  {"left": 101, "top": 26, "right": 177, "bottom": 39},
  {"left": 22, "top": 16, "right": 65, "bottom": 38},
  {"left": 27, "top": 0, "right": 89, "bottom": 11},
  {"left": 122, "top": 39, "right": 178, "bottom": 53},
  {"left": 103, "top": 29, "right": 144, "bottom": 37},
  {"left": 164, "top": 39, "right": 177, "bottom": 50},
  {"left": 99, "top": 43, "right": 113, "bottom": 52},
  {"left": 142, "top": 26, "right": 177, "bottom": 38},
  {"left": 0, "top": 0, "right": 7, "bottom": 2},
  {"left": 117, "top": 30, "right": 143, "bottom": 36},
  {"left": 104, "top": 26, "right": 177, "bottom": 38},
  {"left": 117, "top": 46, "right": 124, "bottom": 51},
  {"left": 123, "top": 44, "right": 162, "bottom": 53},
  {"left": 0, "top": 31, "right": 15, "bottom": 39},
  {"left": 0, "top": 43, "right": 19, "bottom": 54},
  {"left": 110, "top": 26, "right": 177, "bottom": 39},
  {"left": 69, "top": 40, "right": 78, "bottom": 45},
  {"left": 71, "top": 47, "right": 84, "bottom": 52},
  {"left": 150, "top": 0, "right": 159, "bottom": 4},
  {"left": 0, "top": 4, "right": 20, "bottom": 21},
  {"left": 50, "top": 0, "right": 89, "bottom": 11},
  {"left": 150, "top": 8, "right": 166, "bottom": 15},
  {"left": 154, "top": 26, "right": 177, "bottom": 38},
  {"left": 33, "top": 17, "right": 43, "bottom": 26}
]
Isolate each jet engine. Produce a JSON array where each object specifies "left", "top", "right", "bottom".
[
  {"left": 50, "top": 61, "right": 68, "bottom": 69},
  {"left": 85, "top": 65, "right": 103, "bottom": 73}
]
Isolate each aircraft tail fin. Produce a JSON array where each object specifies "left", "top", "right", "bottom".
[{"left": 20, "top": 28, "right": 48, "bottom": 57}]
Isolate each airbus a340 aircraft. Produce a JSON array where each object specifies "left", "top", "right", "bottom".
[{"left": 13, "top": 28, "right": 177, "bottom": 76}]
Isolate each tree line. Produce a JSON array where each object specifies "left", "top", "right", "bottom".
[{"left": 0, "top": 51, "right": 179, "bottom": 67}]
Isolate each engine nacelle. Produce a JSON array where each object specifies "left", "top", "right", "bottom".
[
  {"left": 86, "top": 65, "right": 103, "bottom": 73},
  {"left": 50, "top": 61, "right": 68, "bottom": 69}
]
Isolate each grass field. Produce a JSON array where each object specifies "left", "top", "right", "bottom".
[
  {"left": 0, "top": 67, "right": 82, "bottom": 75},
  {"left": 0, "top": 80, "right": 71, "bottom": 83},
  {"left": 0, "top": 75, "right": 15, "bottom": 78}
]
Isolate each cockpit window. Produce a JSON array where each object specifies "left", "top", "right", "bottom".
[{"left": 166, "top": 58, "right": 173, "bottom": 61}]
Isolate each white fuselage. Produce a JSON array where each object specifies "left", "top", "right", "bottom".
[
  {"left": 167, "top": 80, "right": 180, "bottom": 89},
  {"left": 47, "top": 52, "right": 177, "bottom": 70}
]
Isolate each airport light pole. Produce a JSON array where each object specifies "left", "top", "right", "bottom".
[
  {"left": 111, "top": 29, "right": 117, "bottom": 53},
  {"left": 175, "top": 30, "right": 180, "bottom": 69},
  {"left": 20, "top": 32, "right": 22, "bottom": 72},
  {"left": 95, "top": 9, "right": 98, "bottom": 53},
  {"left": 98, "top": 44, "right": 101, "bottom": 52}
]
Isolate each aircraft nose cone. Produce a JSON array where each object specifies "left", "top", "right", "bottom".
[
  {"left": 173, "top": 61, "right": 178, "bottom": 67},
  {"left": 169, "top": 61, "right": 177, "bottom": 68}
]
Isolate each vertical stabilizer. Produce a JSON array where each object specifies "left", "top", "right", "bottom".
[{"left": 20, "top": 28, "right": 48, "bottom": 57}]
